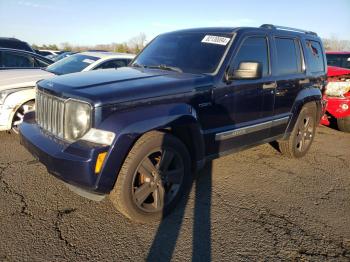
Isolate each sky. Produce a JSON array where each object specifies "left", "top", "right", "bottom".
[{"left": 0, "top": 0, "right": 349, "bottom": 46}]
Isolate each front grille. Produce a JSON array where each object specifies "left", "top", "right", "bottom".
[{"left": 36, "top": 90, "right": 65, "bottom": 138}]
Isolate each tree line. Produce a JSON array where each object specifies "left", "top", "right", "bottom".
[
  {"left": 32, "top": 33, "right": 147, "bottom": 54},
  {"left": 32, "top": 34, "right": 350, "bottom": 53}
]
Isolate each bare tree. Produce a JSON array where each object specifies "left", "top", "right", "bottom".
[
  {"left": 322, "top": 37, "right": 350, "bottom": 51},
  {"left": 128, "top": 33, "right": 147, "bottom": 53},
  {"left": 60, "top": 42, "right": 73, "bottom": 51},
  {"left": 54, "top": 33, "right": 147, "bottom": 53}
]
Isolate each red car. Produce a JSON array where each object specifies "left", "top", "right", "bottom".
[
  {"left": 326, "top": 51, "right": 350, "bottom": 69},
  {"left": 321, "top": 64, "right": 350, "bottom": 132}
]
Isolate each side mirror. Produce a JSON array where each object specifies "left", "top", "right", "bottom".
[{"left": 226, "top": 61, "right": 262, "bottom": 81}]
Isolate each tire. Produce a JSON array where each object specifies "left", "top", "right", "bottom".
[
  {"left": 11, "top": 100, "right": 35, "bottom": 134},
  {"left": 109, "top": 131, "right": 192, "bottom": 223},
  {"left": 278, "top": 102, "right": 317, "bottom": 158},
  {"left": 337, "top": 116, "right": 350, "bottom": 133}
]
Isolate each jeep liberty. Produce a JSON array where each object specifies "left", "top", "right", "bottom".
[{"left": 20, "top": 25, "right": 327, "bottom": 222}]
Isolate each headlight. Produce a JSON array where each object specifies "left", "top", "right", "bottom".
[
  {"left": 325, "top": 82, "right": 350, "bottom": 97},
  {"left": 0, "top": 90, "right": 16, "bottom": 104},
  {"left": 64, "top": 99, "right": 91, "bottom": 141},
  {"left": 0, "top": 88, "right": 34, "bottom": 104}
]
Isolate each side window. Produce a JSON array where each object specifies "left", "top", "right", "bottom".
[
  {"left": 275, "top": 38, "right": 302, "bottom": 75},
  {"left": 306, "top": 40, "right": 325, "bottom": 73},
  {"left": 233, "top": 37, "right": 269, "bottom": 76},
  {"left": 35, "top": 58, "right": 49, "bottom": 67},
  {"left": 2, "top": 51, "right": 35, "bottom": 68},
  {"left": 97, "top": 59, "right": 127, "bottom": 69}
]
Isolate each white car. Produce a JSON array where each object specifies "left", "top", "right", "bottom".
[
  {"left": 37, "top": 49, "right": 63, "bottom": 57},
  {"left": 0, "top": 52, "right": 135, "bottom": 133}
]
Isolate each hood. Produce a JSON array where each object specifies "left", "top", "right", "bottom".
[
  {"left": 0, "top": 69, "right": 55, "bottom": 92},
  {"left": 327, "top": 66, "right": 350, "bottom": 77},
  {"left": 38, "top": 67, "right": 213, "bottom": 106}
]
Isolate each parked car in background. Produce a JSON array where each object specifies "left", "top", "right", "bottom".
[
  {"left": 326, "top": 51, "right": 350, "bottom": 69},
  {"left": 321, "top": 66, "right": 350, "bottom": 132},
  {"left": 45, "top": 51, "right": 135, "bottom": 75},
  {"left": 0, "top": 51, "right": 135, "bottom": 133},
  {"left": 35, "top": 49, "right": 64, "bottom": 57},
  {"left": 20, "top": 25, "right": 326, "bottom": 222},
  {"left": 51, "top": 51, "right": 76, "bottom": 62},
  {"left": 0, "top": 48, "right": 53, "bottom": 69},
  {"left": 0, "top": 69, "right": 54, "bottom": 133},
  {"left": 0, "top": 37, "right": 34, "bottom": 52}
]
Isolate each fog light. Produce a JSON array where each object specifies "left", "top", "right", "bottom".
[
  {"left": 95, "top": 152, "right": 107, "bottom": 174},
  {"left": 340, "top": 103, "right": 349, "bottom": 110}
]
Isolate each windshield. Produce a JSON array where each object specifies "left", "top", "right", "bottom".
[
  {"left": 46, "top": 54, "right": 99, "bottom": 75},
  {"left": 326, "top": 54, "right": 350, "bottom": 69},
  {"left": 132, "top": 32, "right": 233, "bottom": 74}
]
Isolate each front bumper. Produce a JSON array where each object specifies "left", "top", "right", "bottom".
[
  {"left": 322, "top": 94, "right": 350, "bottom": 120},
  {"left": 19, "top": 112, "right": 110, "bottom": 195}
]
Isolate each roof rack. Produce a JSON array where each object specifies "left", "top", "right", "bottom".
[{"left": 260, "top": 24, "right": 317, "bottom": 36}]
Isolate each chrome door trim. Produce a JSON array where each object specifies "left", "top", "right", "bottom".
[{"left": 215, "top": 116, "right": 289, "bottom": 141}]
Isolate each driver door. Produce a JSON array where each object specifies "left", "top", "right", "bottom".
[{"left": 211, "top": 35, "right": 275, "bottom": 153}]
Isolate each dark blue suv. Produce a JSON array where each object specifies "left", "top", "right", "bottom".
[{"left": 20, "top": 25, "right": 327, "bottom": 222}]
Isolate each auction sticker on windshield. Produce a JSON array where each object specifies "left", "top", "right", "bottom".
[{"left": 201, "top": 35, "right": 231, "bottom": 46}]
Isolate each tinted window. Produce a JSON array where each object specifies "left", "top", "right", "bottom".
[
  {"left": 306, "top": 40, "right": 325, "bottom": 73},
  {"left": 275, "top": 38, "right": 302, "bottom": 75},
  {"left": 46, "top": 54, "right": 99, "bottom": 75},
  {"left": 2, "top": 51, "right": 35, "bottom": 68},
  {"left": 326, "top": 54, "right": 350, "bottom": 69},
  {"left": 97, "top": 59, "right": 127, "bottom": 69},
  {"left": 35, "top": 58, "right": 50, "bottom": 67},
  {"left": 132, "top": 32, "right": 232, "bottom": 74},
  {"left": 233, "top": 37, "right": 269, "bottom": 76},
  {"left": 37, "top": 51, "right": 52, "bottom": 56}
]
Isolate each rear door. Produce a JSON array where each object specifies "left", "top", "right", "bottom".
[{"left": 270, "top": 36, "right": 305, "bottom": 136}]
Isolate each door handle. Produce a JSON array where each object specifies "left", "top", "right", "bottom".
[
  {"left": 262, "top": 81, "right": 277, "bottom": 89},
  {"left": 299, "top": 78, "right": 310, "bottom": 84}
]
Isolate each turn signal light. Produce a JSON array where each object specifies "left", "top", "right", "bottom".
[{"left": 95, "top": 152, "right": 107, "bottom": 174}]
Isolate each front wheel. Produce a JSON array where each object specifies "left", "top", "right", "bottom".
[
  {"left": 11, "top": 101, "right": 35, "bottom": 134},
  {"left": 109, "top": 131, "right": 192, "bottom": 223},
  {"left": 337, "top": 116, "right": 350, "bottom": 133},
  {"left": 278, "top": 102, "right": 317, "bottom": 158}
]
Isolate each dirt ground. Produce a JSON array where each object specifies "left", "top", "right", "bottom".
[{"left": 0, "top": 125, "right": 349, "bottom": 261}]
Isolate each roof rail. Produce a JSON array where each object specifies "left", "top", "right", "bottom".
[{"left": 260, "top": 24, "right": 317, "bottom": 36}]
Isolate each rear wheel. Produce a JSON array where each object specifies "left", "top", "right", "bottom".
[
  {"left": 11, "top": 100, "right": 35, "bottom": 134},
  {"left": 337, "top": 116, "right": 350, "bottom": 133},
  {"left": 278, "top": 102, "right": 317, "bottom": 158},
  {"left": 109, "top": 131, "right": 191, "bottom": 223}
]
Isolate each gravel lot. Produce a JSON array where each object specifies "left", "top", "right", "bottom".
[{"left": 0, "top": 125, "right": 349, "bottom": 261}]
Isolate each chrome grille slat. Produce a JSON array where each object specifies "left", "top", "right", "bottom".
[{"left": 35, "top": 90, "right": 65, "bottom": 138}]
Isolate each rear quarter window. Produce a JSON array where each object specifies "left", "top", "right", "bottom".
[{"left": 305, "top": 40, "right": 325, "bottom": 73}]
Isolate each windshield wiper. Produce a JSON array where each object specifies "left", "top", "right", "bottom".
[{"left": 147, "top": 64, "right": 183, "bottom": 73}]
